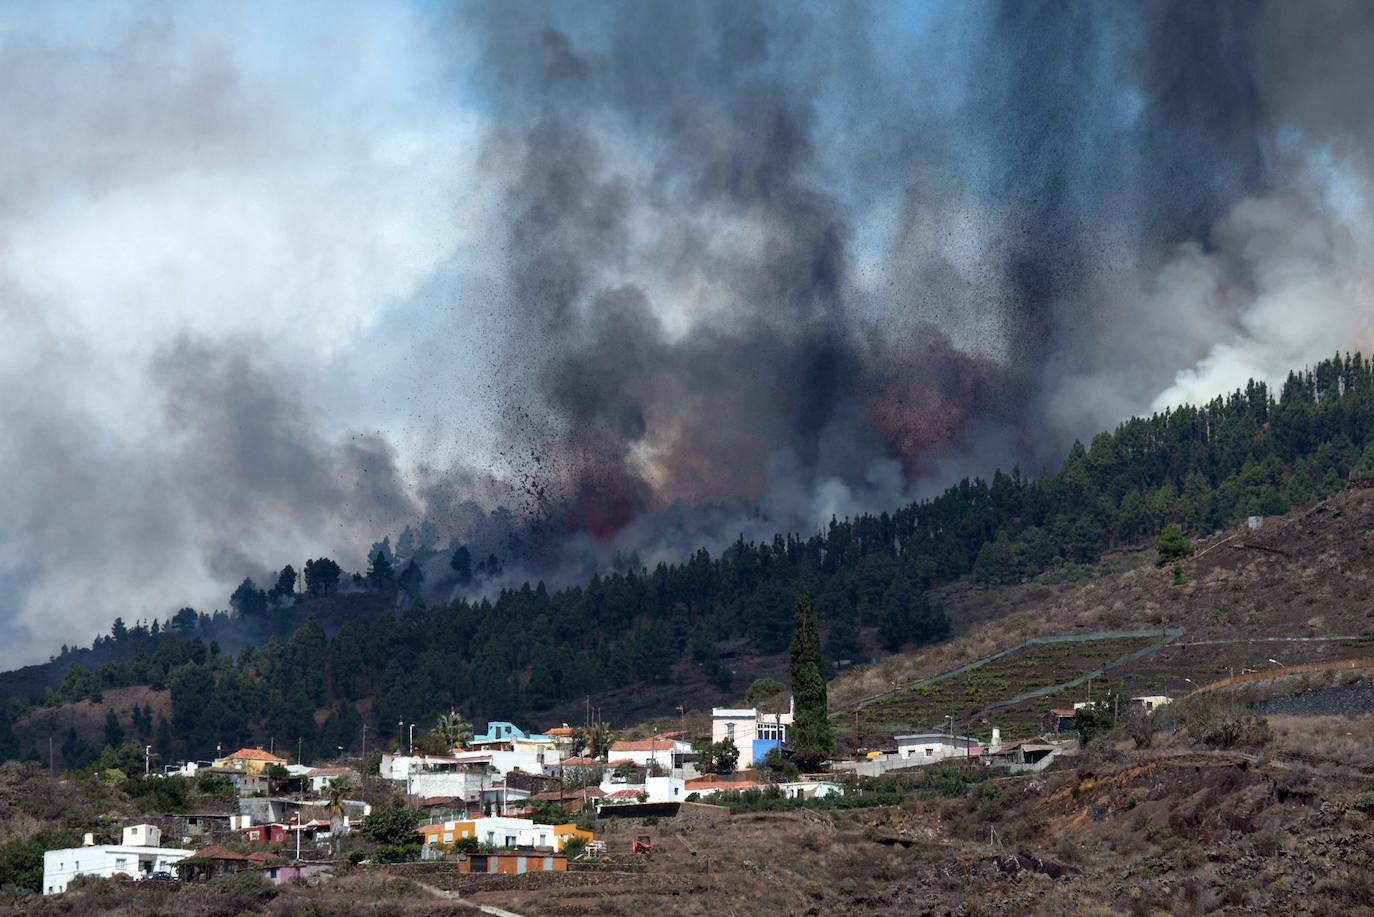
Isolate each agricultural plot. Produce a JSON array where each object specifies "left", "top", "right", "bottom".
[{"left": 855, "top": 636, "right": 1161, "bottom": 740}]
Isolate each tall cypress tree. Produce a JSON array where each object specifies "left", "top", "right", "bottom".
[{"left": 789, "top": 590, "right": 832, "bottom": 769}]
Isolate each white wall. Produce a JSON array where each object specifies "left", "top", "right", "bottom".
[
  {"left": 43, "top": 846, "right": 190, "bottom": 895},
  {"left": 895, "top": 737, "right": 979, "bottom": 762}
]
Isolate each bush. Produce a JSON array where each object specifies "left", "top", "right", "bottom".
[
  {"left": 745, "top": 677, "right": 786, "bottom": 706},
  {"left": 1076, "top": 702, "right": 1116, "bottom": 744},
  {"left": 347, "top": 850, "right": 366, "bottom": 865},
  {"left": 0, "top": 829, "right": 81, "bottom": 891},
  {"left": 361, "top": 807, "right": 421, "bottom": 846},
  {"left": 120, "top": 775, "right": 191, "bottom": 812},
  {"left": 452, "top": 835, "right": 482, "bottom": 854},
  {"left": 1156, "top": 524, "right": 1195, "bottom": 566},
  {"left": 1183, "top": 699, "right": 1273, "bottom": 749},
  {"left": 373, "top": 843, "right": 420, "bottom": 863},
  {"left": 196, "top": 773, "right": 234, "bottom": 796},
  {"left": 562, "top": 836, "right": 588, "bottom": 858}
]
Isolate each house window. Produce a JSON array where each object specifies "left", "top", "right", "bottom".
[
  {"left": 925, "top": 748, "right": 933, "bottom": 757},
  {"left": 726, "top": 723, "right": 735, "bottom": 740},
  {"left": 115, "top": 858, "right": 127, "bottom": 871}
]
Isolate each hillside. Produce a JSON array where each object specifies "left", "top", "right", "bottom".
[
  {"left": 7, "top": 356, "right": 1374, "bottom": 769},
  {"left": 830, "top": 481, "right": 1374, "bottom": 749}
]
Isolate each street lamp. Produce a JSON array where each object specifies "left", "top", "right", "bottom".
[{"left": 1268, "top": 658, "right": 1285, "bottom": 668}]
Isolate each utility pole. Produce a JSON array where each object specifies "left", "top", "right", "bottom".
[
  {"left": 361, "top": 722, "right": 367, "bottom": 767},
  {"left": 145, "top": 745, "right": 151, "bottom": 777}
]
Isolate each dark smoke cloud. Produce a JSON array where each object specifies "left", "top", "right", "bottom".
[
  {"left": 462, "top": 0, "right": 1363, "bottom": 540},
  {"left": 5, "top": 0, "right": 1374, "bottom": 664}
]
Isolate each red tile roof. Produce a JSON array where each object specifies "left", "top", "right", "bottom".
[
  {"left": 223, "top": 748, "right": 287, "bottom": 763},
  {"left": 561, "top": 756, "right": 599, "bottom": 767},
  {"left": 686, "top": 780, "right": 762, "bottom": 793},
  {"left": 545, "top": 726, "right": 574, "bottom": 736},
  {"left": 609, "top": 739, "right": 678, "bottom": 753},
  {"left": 192, "top": 845, "right": 251, "bottom": 862},
  {"left": 605, "top": 789, "right": 644, "bottom": 800}
]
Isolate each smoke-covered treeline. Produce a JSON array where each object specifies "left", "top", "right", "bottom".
[{"left": 12, "top": 354, "right": 1374, "bottom": 763}]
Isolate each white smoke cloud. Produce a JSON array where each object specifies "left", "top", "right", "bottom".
[
  {"left": 1151, "top": 190, "right": 1374, "bottom": 411},
  {"left": 0, "top": 1, "right": 492, "bottom": 664}
]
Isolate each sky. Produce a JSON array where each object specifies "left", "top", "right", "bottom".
[{"left": 1, "top": 0, "right": 1373, "bottom": 668}]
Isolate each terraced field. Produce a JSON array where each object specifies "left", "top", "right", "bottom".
[{"left": 851, "top": 635, "right": 1164, "bottom": 743}]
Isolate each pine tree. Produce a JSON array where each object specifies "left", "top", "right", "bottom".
[
  {"left": 103, "top": 709, "right": 124, "bottom": 749},
  {"left": 367, "top": 551, "right": 396, "bottom": 590},
  {"left": 789, "top": 591, "right": 832, "bottom": 770}
]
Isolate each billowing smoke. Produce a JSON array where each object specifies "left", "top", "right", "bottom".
[{"left": 2, "top": 0, "right": 1374, "bottom": 666}]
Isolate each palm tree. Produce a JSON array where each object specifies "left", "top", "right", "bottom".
[
  {"left": 583, "top": 721, "right": 619, "bottom": 759},
  {"left": 431, "top": 711, "right": 473, "bottom": 751},
  {"left": 325, "top": 777, "right": 354, "bottom": 857}
]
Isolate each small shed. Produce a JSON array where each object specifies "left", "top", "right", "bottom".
[
  {"left": 175, "top": 846, "right": 254, "bottom": 881},
  {"left": 458, "top": 851, "right": 567, "bottom": 874}
]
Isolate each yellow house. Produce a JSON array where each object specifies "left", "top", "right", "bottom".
[
  {"left": 552, "top": 823, "right": 594, "bottom": 850},
  {"left": 212, "top": 747, "right": 287, "bottom": 775},
  {"left": 417, "top": 819, "right": 476, "bottom": 847},
  {"left": 416, "top": 819, "right": 593, "bottom": 852}
]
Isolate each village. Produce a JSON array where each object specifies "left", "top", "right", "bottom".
[{"left": 37, "top": 691, "right": 1177, "bottom": 896}]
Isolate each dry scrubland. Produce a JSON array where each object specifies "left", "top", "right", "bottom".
[{"left": 11, "top": 703, "right": 1374, "bottom": 916}]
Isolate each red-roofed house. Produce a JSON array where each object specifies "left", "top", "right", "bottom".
[
  {"left": 214, "top": 748, "right": 287, "bottom": 775},
  {"left": 606, "top": 737, "right": 692, "bottom": 769}
]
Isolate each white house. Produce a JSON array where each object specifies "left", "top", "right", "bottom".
[
  {"left": 303, "top": 766, "right": 360, "bottom": 793},
  {"left": 777, "top": 779, "right": 843, "bottom": 800},
  {"left": 42, "top": 825, "right": 191, "bottom": 895},
  {"left": 605, "top": 737, "right": 693, "bottom": 770},
  {"left": 894, "top": 733, "right": 981, "bottom": 763},
  {"left": 711, "top": 701, "right": 794, "bottom": 768},
  {"left": 1131, "top": 695, "right": 1173, "bottom": 713},
  {"left": 598, "top": 773, "right": 685, "bottom": 803},
  {"left": 468, "top": 817, "right": 556, "bottom": 849}
]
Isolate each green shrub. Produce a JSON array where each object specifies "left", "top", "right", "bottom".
[
  {"left": 1156, "top": 524, "right": 1195, "bottom": 566},
  {"left": 361, "top": 808, "right": 421, "bottom": 846},
  {"left": 373, "top": 843, "right": 420, "bottom": 863},
  {"left": 0, "top": 829, "right": 81, "bottom": 891}
]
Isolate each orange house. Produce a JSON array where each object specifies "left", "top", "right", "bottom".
[
  {"left": 416, "top": 819, "right": 476, "bottom": 847},
  {"left": 552, "top": 823, "right": 593, "bottom": 849},
  {"left": 458, "top": 852, "right": 567, "bottom": 874}
]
